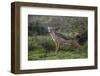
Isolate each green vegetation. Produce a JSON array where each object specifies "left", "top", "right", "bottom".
[
  {"left": 28, "top": 15, "right": 88, "bottom": 60},
  {"left": 28, "top": 35, "right": 88, "bottom": 60}
]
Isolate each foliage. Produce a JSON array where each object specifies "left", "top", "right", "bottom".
[
  {"left": 28, "top": 15, "right": 88, "bottom": 60},
  {"left": 28, "top": 36, "right": 88, "bottom": 60},
  {"left": 28, "top": 15, "right": 88, "bottom": 36}
]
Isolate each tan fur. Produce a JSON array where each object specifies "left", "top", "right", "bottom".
[{"left": 48, "top": 27, "right": 80, "bottom": 54}]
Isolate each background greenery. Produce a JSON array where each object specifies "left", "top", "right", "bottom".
[{"left": 28, "top": 15, "right": 88, "bottom": 60}]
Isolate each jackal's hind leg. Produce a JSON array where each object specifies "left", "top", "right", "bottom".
[{"left": 71, "top": 39, "right": 80, "bottom": 48}]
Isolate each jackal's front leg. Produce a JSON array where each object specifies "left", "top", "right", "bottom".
[{"left": 55, "top": 42, "right": 59, "bottom": 54}]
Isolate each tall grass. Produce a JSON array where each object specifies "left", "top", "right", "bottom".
[{"left": 28, "top": 35, "right": 88, "bottom": 60}]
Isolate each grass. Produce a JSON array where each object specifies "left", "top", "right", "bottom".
[{"left": 28, "top": 35, "right": 88, "bottom": 60}]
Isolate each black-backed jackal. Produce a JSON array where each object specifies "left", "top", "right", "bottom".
[{"left": 48, "top": 26, "right": 82, "bottom": 54}]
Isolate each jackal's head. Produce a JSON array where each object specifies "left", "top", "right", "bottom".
[{"left": 48, "top": 26, "right": 56, "bottom": 33}]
